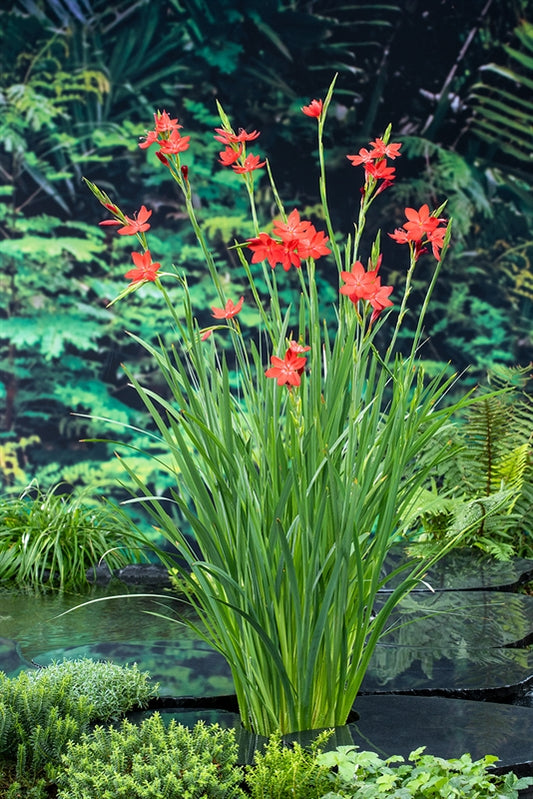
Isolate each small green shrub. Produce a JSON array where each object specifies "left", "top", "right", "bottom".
[
  {"left": 3, "top": 778, "right": 50, "bottom": 799},
  {"left": 26, "top": 658, "right": 159, "bottom": 722},
  {"left": 56, "top": 714, "right": 246, "bottom": 799},
  {"left": 0, "top": 659, "right": 157, "bottom": 789},
  {"left": 317, "top": 744, "right": 533, "bottom": 798},
  {"left": 244, "top": 730, "right": 334, "bottom": 799},
  {"left": 0, "top": 483, "right": 150, "bottom": 589}
]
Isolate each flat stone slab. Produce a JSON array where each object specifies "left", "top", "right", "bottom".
[
  {"left": 362, "top": 644, "right": 533, "bottom": 699},
  {"left": 381, "top": 549, "right": 533, "bottom": 592},
  {"left": 351, "top": 695, "right": 533, "bottom": 773},
  {"left": 126, "top": 694, "right": 533, "bottom": 775},
  {"left": 362, "top": 590, "right": 533, "bottom": 698},
  {"left": 380, "top": 590, "right": 533, "bottom": 648},
  {"left": 0, "top": 637, "right": 30, "bottom": 675}
]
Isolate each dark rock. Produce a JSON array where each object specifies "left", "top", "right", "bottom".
[
  {"left": 86, "top": 562, "right": 114, "bottom": 585},
  {"left": 116, "top": 564, "right": 172, "bottom": 587}
]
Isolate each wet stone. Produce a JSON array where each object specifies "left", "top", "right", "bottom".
[
  {"left": 351, "top": 694, "right": 533, "bottom": 774},
  {"left": 362, "top": 588, "right": 533, "bottom": 699},
  {"left": 126, "top": 694, "right": 533, "bottom": 775},
  {"left": 381, "top": 548, "right": 533, "bottom": 592}
]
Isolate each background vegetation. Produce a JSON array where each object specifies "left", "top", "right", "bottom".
[{"left": 1, "top": 0, "right": 531, "bottom": 540}]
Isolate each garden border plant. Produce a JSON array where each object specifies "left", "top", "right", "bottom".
[
  {"left": 46, "top": 716, "right": 533, "bottom": 799},
  {"left": 1, "top": 661, "right": 531, "bottom": 797},
  {"left": 83, "top": 76, "right": 495, "bottom": 736},
  {"left": 0, "top": 482, "right": 151, "bottom": 589}
]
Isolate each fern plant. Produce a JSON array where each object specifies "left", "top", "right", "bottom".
[
  {"left": 468, "top": 19, "right": 533, "bottom": 169},
  {"left": 406, "top": 369, "right": 533, "bottom": 559}
]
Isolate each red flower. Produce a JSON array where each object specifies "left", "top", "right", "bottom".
[
  {"left": 368, "top": 138, "right": 402, "bottom": 159},
  {"left": 214, "top": 127, "right": 260, "bottom": 144},
  {"left": 265, "top": 348, "right": 308, "bottom": 387},
  {"left": 218, "top": 144, "right": 243, "bottom": 166},
  {"left": 388, "top": 228, "right": 410, "bottom": 245},
  {"left": 139, "top": 111, "right": 182, "bottom": 149},
  {"left": 139, "top": 129, "right": 159, "bottom": 150},
  {"left": 364, "top": 160, "right": 396, "bottom": 182},
  {"left": 368, "top": 284, "right": 394, "bottom": 322},
  {"left": 247, "top": 234, "right": 300, "bottom": 271},
  {"left": 287, "top": 340, "right": 311, "bottom": 360},
  {"left": 427, "top": 225, "right": 447, "bottom": 261},
  {"left": 388, "top": 205, "right": 448, "bottom": 261},
  {"left": 211, "top": 296, "right": 244, "bottom": 319},
  {"left": 125, "top": 250, "right": 161, "bottom": 284},
  {"left": 158, "top": 130, "right": 191, "bottom": 155},
  {"left": 302, "top": 99, "right": 323, "bottom": 118},
  {"left": 346, "top": 148, "right": 376, "bottom": 167},
  {"left": 273, "top": 209, "right": 312, "bottom": 243},
  {"left": 247, "top": 233, "right": 280, "bottom": 266},
  {"left": 117, "top": 205, "right": 152, "bottom": 236},
  {"left": 247, "top": 210, "right": 330, "bottom": 270},
  {"left": 154, "top": 111, "right": 181, "bottom": 133},
  {"left": 403, "top": 204, "right": 440, "bottom": 240},
  {"left": 297, "top": 228, "right": 331, "bottom": 261},
  {"left": 340, "top": 261, "right": 380, "bottom": 302},
  {"left": 232, "top": 153, "right": 266, "bottom": 174},
  {"left": 340, "top": 260, "right": 394, "bottom": 321}
]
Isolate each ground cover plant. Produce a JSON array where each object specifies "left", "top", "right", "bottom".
[
  {"left": 51, "top": 720, "right": 533, "bottom": 799},
  {"left": 1, "top": 661, "right": 531, "bottom": 797},
  {"left": 80, "top": 78, "right": 496, "bottom": 737},
  {"left": 56, "top": 714, "right": 245, "bottom": 799},
  {"left": 315, "top": 743, "right": 533, "bottom": 799},
  {"left": 0, "top": 658, "right": 158, "bottom": 794},
  {"left": 0, "top": 483, "right": 150, "bottom": 589}
]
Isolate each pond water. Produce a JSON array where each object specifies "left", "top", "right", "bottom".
[
  {"left": 1, "top": 551, "right": 533, "bottom": 774},
  {"left": 0, "top": 581, "right": 235, "bottom": 696}
]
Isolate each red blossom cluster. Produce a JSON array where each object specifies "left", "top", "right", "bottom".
[
  {"left": 139, "top": 110, "right": 191, "bottom": 163},
  {"left": 247, "top": 209, "right": 331, "bottom": 271},
  {"left": 388, "top": 204, "right": 448, "bottom": 261},
  {"left": 340, "top": 257, "right": 393, "bottom": 324},
  {"left": 215, "top": 126, "right": 265, "bottom": 174},
  {"left": 265, "top": 341, "right": 310, "bottom": 387},
  {"left": 346, "top": 137, "right": 402, "bottom": 192}
]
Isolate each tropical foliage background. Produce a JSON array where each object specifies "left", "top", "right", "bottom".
[{"left": 1, "top": 0, "right": 532, "bottom": 541}]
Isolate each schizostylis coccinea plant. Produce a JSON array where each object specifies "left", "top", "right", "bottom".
[{"left": 85, "top": 77, "right": 475, "bottom": 736}]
